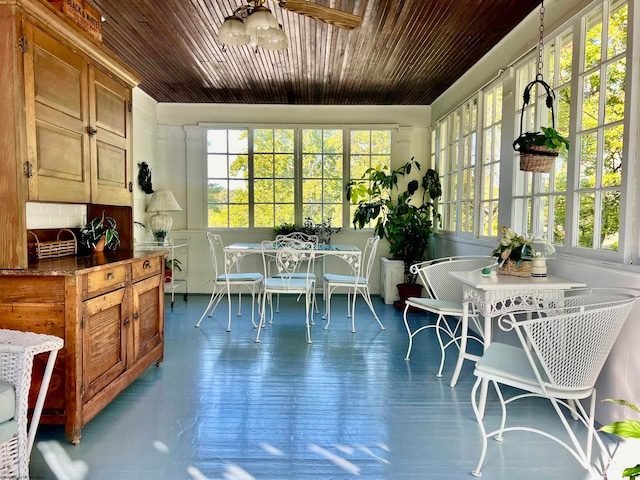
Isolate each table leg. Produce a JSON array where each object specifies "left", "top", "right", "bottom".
[{"left": 476, "top": 313, "right": 494, "bottom": 419}]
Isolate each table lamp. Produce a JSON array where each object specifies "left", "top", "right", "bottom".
[
  {"left": 521, "top": 233, "right": 556, "bottom": 278},
  {"left": 146, "top": 190, "right": 182, "bottom": 243}
]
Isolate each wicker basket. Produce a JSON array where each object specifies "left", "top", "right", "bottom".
[
  {"left": 29, "top": 229, "right": 77, "bottom": 260},
  {"left": 519, "top": 144, "right": 558, "bottom": 173},
  {"left": 497, "top": 259, "right": 531, "bottom": 277}
]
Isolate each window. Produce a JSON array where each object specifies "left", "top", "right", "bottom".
[
  {"left": 253, "top": 128, "right": 295, "bottom": 228},
  {"left": 436, "top": 97, "right": 478, "bottom": 234},
  {"left": 576, "top": 0, "right": 627, "bottom": 253},
  {"left": 206, "top": 129, "right": 249, "bottom": 228},
  {"left": 302, "top": 129, "right": 343, "bottom": 226},
  {"left": 206, "top": 127, "right": 392, "bottom": 229},
  {"left": 479, "top": 83, "right": 503, "bottom": 238},
  {"left": 349, "top": 130, "right": 391, "bottom": 226},
  {"left": 512, "top": 28, "right": 573, "bottom": 245}
]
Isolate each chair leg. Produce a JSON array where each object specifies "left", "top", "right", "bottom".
[
  {"left": 403, "top": 304, "right": 414, "bottom": 360},
  {"left": 471, "top": 377, "right": 488, "bottom": 477},
  {"left": 237, "top": 291, "right": 243, "bottom": 317},
  {"left": 305, "top": 290, "right": 313, "bottom": 344},
  {"left": 323, "top": 285, "right": 332, "bottom": 330},
  {"left": 195, "top": 287, "right": 224, "bottom": 327},
  {"left": 226, "top": 285, "right": 233, "bottom": 332},
  {"left": 359, "top": 287, "right": 385, "bottom": 330},
  {"left": 255, "top": 293, "right": 268, "bottom": 343},
  {"left": 450, "top": 304, "right": 471, "bottom": 388}
]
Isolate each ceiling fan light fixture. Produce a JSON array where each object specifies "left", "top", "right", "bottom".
[
  {"left": 245, "top": 6, "right": 279, "bottom": 37},
  {"left": 218, "top": 15, "right": 249, "bottom": 45}
]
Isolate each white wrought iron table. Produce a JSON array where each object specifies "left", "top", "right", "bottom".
[{"left": 449, "top": 270, "right": 587, "bottom": 417}]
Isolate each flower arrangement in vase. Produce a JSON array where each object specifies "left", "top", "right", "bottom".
[{"left": 491, "top": 226, "right": 531, "bottom": 277}]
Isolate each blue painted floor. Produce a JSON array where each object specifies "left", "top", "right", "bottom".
[{"left": 29, "top": 294, "right": 612, "bottom": 479}]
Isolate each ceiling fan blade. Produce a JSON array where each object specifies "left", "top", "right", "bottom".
[{"left": 278, "top": 0, "right": 362, "bottom": 30}]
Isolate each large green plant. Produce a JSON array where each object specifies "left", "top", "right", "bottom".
[
  {"left": 347, "top": 158, "right": 442, "bottom": 283},
  {"left": 599, "top": 399, "right": 640, "bottom": 479}
]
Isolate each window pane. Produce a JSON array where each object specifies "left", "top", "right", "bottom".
[
  {"left": 605, "top": 58, "right": 626, "bottom": 124},
  {"left": 580, "top": 132, "right": 598, "bottom": 188},
  {"left": 584, "top": 9, "right": 602, "bottom": 70},
  {"left": 608, "top": 1, "right": 628, "bottom": 59},
  {"left": 601, "top": 189, "right": 620, "bottom": 250},
  {"left": 578, "top": 193, "right": 595, "bottom": 247},
  {"left": 582, "top": 71, "right": 601, "bottom": 130},
  {"left": 603, "top": 124, "right": 623, "bottom": 187}
]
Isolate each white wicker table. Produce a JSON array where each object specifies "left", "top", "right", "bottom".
[
  {"left": 449, "top": 271, "right": 586, "bottom": 417},
  {"left": 0, "top": 329, "right": 63, "bottom": 478}
]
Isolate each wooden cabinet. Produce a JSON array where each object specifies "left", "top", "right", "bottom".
[
  {"left": 0, "top": 0, "right": 139, "bottom": 269},
  {"left": 0, "top": 251, "right": 164, "bottom": 444}
]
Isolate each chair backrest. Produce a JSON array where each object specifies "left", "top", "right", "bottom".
[
  {"left": 275, "top": 232, "right": 319, "bottom": 245},
  {"left": 263, "top": 240, "right": 315, "bottom": 290},
  {"left": 360, "top": 236, "right": 380, "bottom": 282},
  {"left": 508, "top": 293, "right": 639, "bottom": 391},
  {"left": 412, "top": 255, "right": 490, "bottom": 302},
  {"left": 205, "top": 232, "right": 224, "bottom": 279}
]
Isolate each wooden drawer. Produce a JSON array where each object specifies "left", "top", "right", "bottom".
[
  {"left": 84, "top": 265, "right": 127, "bottom": 297},
  {"left": 131, "top": 256, "right": 162, "bottom": 281}
]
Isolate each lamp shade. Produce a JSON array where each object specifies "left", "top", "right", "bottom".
[
  {"left": 146, "top": 190, "right": 182, "bottom": 213},
  {"left": 218, "top": 15, "right": 249, "bottom": 46},
  {"left": 245, "top": 6, "right": 279, "bottom": 38},
  {"left": 257, "top": 25, "right": 288, "bottom": 50}
]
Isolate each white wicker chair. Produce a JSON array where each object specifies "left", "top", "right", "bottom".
[
  {"left": 403, "top": 256, "right": 489, "bottom": 379},
  {"left": 0, "top": 329, "right": 63, "bottom": 479},
  {"left": 470, "top": 289, "right": 640, "bottom": 477}
]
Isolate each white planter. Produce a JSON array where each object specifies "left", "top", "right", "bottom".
[{"left": 380, "top": 258, "right": 404, "bottom": 304}]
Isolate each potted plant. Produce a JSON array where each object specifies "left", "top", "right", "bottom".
[
  {"left": 79, "top": 212, "right": 120, "bottom": 251},
  {"left": 599, "top": 398, "right": 640, "bottom": 479},
  {"left": 490, "top": 226, "right": 531, "bottom": 277},
  {"left": 347, "top": 157, "right": 442, "bottom": 299},
  {"left": 273, "top": 218, "right": 341, "bottom": 244},
  {"left": 164, "top": 258, "right": 182, "bottom": 283}
]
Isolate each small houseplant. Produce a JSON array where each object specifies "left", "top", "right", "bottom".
[
  {"left": 513, "top": 126, "right": 570, "bottom": 155},
  {"left": 347, "top": 157, "right": 442, "bottom": 284},
  {"left": 79, "top": 212, "right": 120, "bottom": 251},
  {"left": 273, "top": 218, "right": 341, "bottom": 244},
  {"left": 164, "top": 258, "right": 182, "bottom": 283}
]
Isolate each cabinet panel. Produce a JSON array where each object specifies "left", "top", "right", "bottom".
[
  {"left": 130, "top": 275, "right": 163, "bottom": 365},
  {"left": 90, "top": 67, "right": 132, "bottom": 206},
  {"left": 24, "top": 21, "right": 90, "bottom": 203},
  {"left": 82, "top": 288, "right": 127, "bottom": 402}
]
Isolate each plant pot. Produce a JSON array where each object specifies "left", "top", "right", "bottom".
[
  {"left": 164, "top": 269, "right": 172, "bottom": 283},
  {"left": 394, "top": 283, "right": 423, "bottom": 311},
  {"left": 92, "top": 236, "right": 106, "bottom": 252}
]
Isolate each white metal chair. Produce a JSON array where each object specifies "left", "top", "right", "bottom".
[
  {"left": 322, "top": 236, "right": 385, "bottom": 333},
  {"left": 257, "top": 240, "right": 316, "bottom": 343},
  {"left": 403, "top": 256, "right": 489, "bottom": 380},
  {"left": 195, "top": 233, "right": 263, "bottom": 331},
  {"left": 0, "top": 329, "right": 63, "bottom": 479},
  {"left": 273, "top": 233, "right": 320, "bottom": 315},
  {"left": 470, "top": 289, "right": 640, "bottom": 477}
]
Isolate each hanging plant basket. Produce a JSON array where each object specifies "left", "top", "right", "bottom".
[
  {"left": 513, "top": 75, "right": 568, "bottom": 174},
  {"left": 518, "top": 144, "right": 558, "bottom": 173}
]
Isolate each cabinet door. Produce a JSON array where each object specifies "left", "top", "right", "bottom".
[
  {"left": 23, "top": 21, "right": 91, "bottom": 203},
  {"left": 130, "top": 274, "right": 163, "bottom": 366},
  {"left": 89, "top": 66, "right": 133, "bottom": 206},
  {"left": 82, "top": 288, "right": 128, "bottom": 402}
]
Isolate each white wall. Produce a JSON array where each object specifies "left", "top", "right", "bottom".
[
  {"left": 430, "top": 0, "right": 640, "bottom": 426},
  {"left": 132, "top": 88, "right": 159, "bottom": 244},
  {"left": 154, "top": 104, "right": 431, "bottom": 295}
]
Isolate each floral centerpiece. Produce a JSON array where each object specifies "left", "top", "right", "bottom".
[{"left": 491, "top": 226, "right": 531, "bottom": 277}]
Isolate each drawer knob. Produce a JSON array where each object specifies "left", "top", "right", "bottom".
[
  {"left": 143, "top": 261, "right": 151, "bottom": 269},
  {"left": 105, "top": 272, "right": 115, "bottom": 280},
  {"left": 123, "top": 317, "right": 130, "bottom": 326},
  {"left": 132, "top": 312, "right": 139, "bottom": 320}
]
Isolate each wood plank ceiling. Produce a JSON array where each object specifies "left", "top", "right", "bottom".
[{"left": 89, "top": 0, "right": 542, "bottom": 105}]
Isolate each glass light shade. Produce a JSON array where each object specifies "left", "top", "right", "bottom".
[
  {"left": 218, "top": 15, "right": 249, "bottom": 46},
  {"left": 245, "top": 6, "right": 279, "bottom": 38},
  {"left": 257, "top": 26, "right": 289, "bottom": 50},
  {"left": 521, "top": 233, "right": 557, "bottom": 260}
]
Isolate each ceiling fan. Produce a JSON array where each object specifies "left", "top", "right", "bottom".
[
  {"left": 218, "top": 0, "right": 362, "bottom": 50},
  {"left": 277, "top": 0, "right": 362, "bottom": 30}
]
